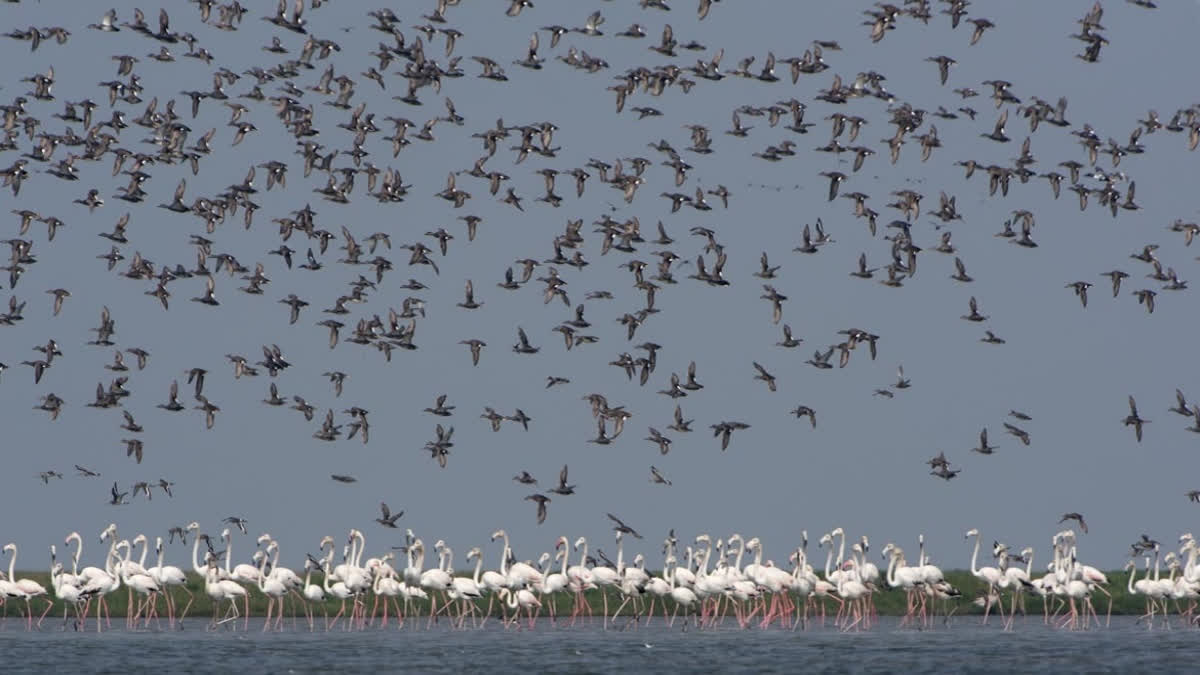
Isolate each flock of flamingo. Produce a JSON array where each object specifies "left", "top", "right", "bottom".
[{"left": 3, "top": 523, "right": 1199, "bottom": 633}]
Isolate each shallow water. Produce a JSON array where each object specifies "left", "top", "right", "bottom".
[{"left": 1, "top": 616, "right": 1196, "bottom": 673}]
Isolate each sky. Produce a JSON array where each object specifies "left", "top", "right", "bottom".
[{"left": 1, "top": 0, "right": 1199, "bottom": 574}]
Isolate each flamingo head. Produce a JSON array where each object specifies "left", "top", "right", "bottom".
[
  {"left": 132, "top": 534, "right": 147, "bottom": 546},
  {"left": 818, "top": 533, "right": 832, "bottom": 547},
  {"left": 830, "top": 527, "right": 844, "bottom": 537},
  {"left": 434, "top": 539, "right": 446, "bottom": 551},
  {"left": 221, "top": 528, "right": 231, "bottom": 540},
  {"left": 860, "top": 535, "right": 870, "bottom": 551},
  {"left": 694, "top": 534, "right": 710, "bottom": 546},
  {"left": 633, "top": 553, "right": 644, "bottom": 566},
  {"left": 536, "top": 551, "right": 549, "bottom": 568},
  {"left": 964, "top": 528, "right": 979, "bottom": 539},
  {"left": 319, "top": 535, "right": 334, "bottom": 549},
  {"left": 573, "top": 536, "right": 586, "bottom": 549},
  {"left": 66, "top": 532, "right": 80, "bottom": 545},
  {"left": 744, "top": 537, "right": 760, "bottom": 552},
  {"left": 555, "top": 536, "right": 568, "bottom": 550},
  {"left": 257, "top": 533, "right": 272, "bottom": 546},
  {"left": 880, "top": 542, "right": 894, "bottom": 558},
  {"left": 100, "top": 524, "right": 117, "bottom": 542},
  {"left": 186, "top": 522, "right": 200, "bottom": 531},
  {"left": 467, "top": 547, "right": 481, "bottom": 560},
  {"left": 490, "top": 529, "right": 505, "bottom": 541}
]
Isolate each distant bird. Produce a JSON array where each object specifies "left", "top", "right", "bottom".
[
  {"left": 1123, "top": 395, "right": 1148, "bottom": 442},
  {"left": 971, "top": 428, "right": 996, "bottom": 455},
  {"left": 930, "top": 465, "right": 960, "bottom": 481},
  {"left": 376, "top": 502, "right": 402, "bottom": 527},
  {"left": 645, "top": 427, "right": 672, "bottom": 455},
  {"left": 109, "top": 482, "right": 128, "bottom": 505},
  {"left": 525, "top": 494, "right": 550, "bottom": 524},
  {"left": 222, "top": 517, "right": 248, "bottom": 535},
  {"left": 548, "top": 465, "right": 576, "bottom": 495},
  {"left": 1003, "top": 422, "right": 1031, "bottom": 446},
  {"left": 926, "top": 451, "right": 950, "bottom": 470},
  {"left": 1066, "top": 281, "right": 1092, "bottom": 308},
  {"left": 790, "top": 405, "right": 816, "bottom": 429},
  {"left": 1170, "top": 389, "right": 1191, "bottom": 417},
  {"left": 607, "top": 513, "right": 643, "bottom": 539},
  {"left": 331, "top": 475, "right": 357, "bottom": 484},
  {"left": 650, "top": 466, "right": 672, "bottom": 486},
  {"left": 513, "top": 471, "right": 537, "bottom": 486},
  {"left": 1059, "top": 512, "right": 1088, "bottom": 534},
  {"left": 752, "top": 361, "right": 777, "bottom": 392}
]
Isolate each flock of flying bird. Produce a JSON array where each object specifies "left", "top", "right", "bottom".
[{"left": 1, "top": 0, "right": 1199, "bottom": 592}]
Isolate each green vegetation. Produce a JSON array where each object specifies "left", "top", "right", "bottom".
[{"left": 5, "top": 569, "right": 1166, "bottom": 623}]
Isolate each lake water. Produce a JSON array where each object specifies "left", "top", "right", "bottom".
[{"left": 1, "top": 617, "right": 1196, "bottom": 673}]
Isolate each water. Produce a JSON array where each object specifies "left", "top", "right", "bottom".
[{"left": 1, "top": 617, "right": 1196, "bottom": 673}]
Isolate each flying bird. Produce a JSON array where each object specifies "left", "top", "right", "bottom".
[
  {"left": 376, "top": 502, "right": 403, "bottom": 527},
  {"left": 1059, "top": 512, "right": 1088, "bottom": 534}
]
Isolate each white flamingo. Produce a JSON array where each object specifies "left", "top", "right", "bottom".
[
  {"left": 300, "top": 556, "right": 327, "bottom": 631},
  {"left": 147, "top": 536, "right": 192, "bottom": 628},
  {"left": 3, "top": 543, "right": 51, "bottom": 630},
  {"left": 257, "top": 543, "right": 289, "bottom": 631},
  {"left": 116, "top": 539, "right": 160, "bottom": 629},
  {"left": 965, "top": 528, "right": 1004, "bottom": 624}
]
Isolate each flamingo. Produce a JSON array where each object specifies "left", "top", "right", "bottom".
[
  {"left": 965, "top": 528, "right": 1004, "bottom": 624},
  {"left": 300, "top": 556, "right": 327, "bottom": 631},
  {"left": 493, "top": 530, "right": 543, "bottom": 590},
  {"left": 497, "top": 587, "right": 541, "bottom": 628},
  {"left": 64, "top": 531, "right": 115, "bottom": 631},
  {"left": 49, "top": 558, "right": 87, "bottom": 630},
  {"left": 448, "top": 547, "right": 484, "bottom": 627},
  {"left": 534, "top": 538, "right": 570, "bottom": 624},
  {"left": 371, "top": 557, "right": 405, "bottom": 628},
  {"left": 116, "top": 539, "right": 160, "bottom": 629},
  {"left": 418, "top": 541, "right": 452, "bottom": 627},
  {"left": 664, "top": 555, "right": 698, "bottom": 627},
  {"left": 836, "top": 543, "right": 870, "bottom": 631},
  {"left": 998, "top": 546, "right": 1034, "bottom": 629},
  {"left": 256, "top": 543, "right": 289, "bottom": 631},
  {"left": 787, "top": 547, "right": 815, "bottom": 630},
  {"left": 882, "top": 544, "right": 923, "bottom": 627},
  {"left": 222, "top": 528, "right": 259, "bottom": 627},
  {"left": 203, "top": 558, "right": 247, "bottom": 629},
  {"left": 147, "top": 536, "right": 192, "bottom": 628},
  {"left": 478, "top": 535, "right": 514, "bottom": 626},
  {"left": 565, "top": 536, "right": 596, "bottom": 624},
  {"left": 3, "top": 543, "right": 52, "bottom": 630},
  {"left": 323, "top": 551, "right": 355, "bottom": 631},
  {"left": 586, "top": 532, "right": 623, "bottom": 629}
]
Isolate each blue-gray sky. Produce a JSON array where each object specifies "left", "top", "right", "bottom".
[{"left": 1, "top": 0, "right": 1198, "bottom": 572}]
